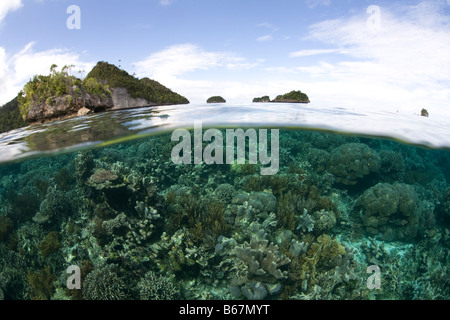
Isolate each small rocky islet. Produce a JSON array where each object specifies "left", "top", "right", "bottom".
[{"left": 253, "top": 91, "right": 310, "bottom": 104}]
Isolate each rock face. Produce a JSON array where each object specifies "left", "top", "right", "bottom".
[
  {"left": 111, "top": 87, "right": 155, "bottom": 110},
  {"left": 25, "top": 90, "right": 114, "bottom": 123}
]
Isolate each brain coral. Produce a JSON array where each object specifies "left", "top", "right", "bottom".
[
  {"left": 328, "top": 143, "right": 381, "bottom": 185},
  {"left": 354, "top": 183, "right": 421, "bottom": 241}
]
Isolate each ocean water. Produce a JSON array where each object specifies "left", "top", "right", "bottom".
[{"left": 0, "top": 103, "right": 449, "bottom": 300}]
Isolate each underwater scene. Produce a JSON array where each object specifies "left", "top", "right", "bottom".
[{"left": 0, "top": 105, "right": 449, "bottom": 301}]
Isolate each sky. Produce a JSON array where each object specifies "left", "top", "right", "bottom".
[{"left": 1, "top": 0, "right": 450, "bottom": 118}]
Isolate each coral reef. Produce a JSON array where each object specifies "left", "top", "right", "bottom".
[
  {"left": 0, "top": 128, "right": 448, "bottom": 301},
  {"left": 82, "top": 264, "right": 128, "bottom": 300},
  {"left": 137, "top": 271, "right": 180, "bottom": 300},
  {"left": 0, "top": 216, "right": 13, "bottom": 242},
  {"left": 354, "top": 183, "right": 422, "bottom": 241},
  {"left": 328, "top": 143, "right": 381, "bottom": 185},
  {"left": 229, "top": 236, "right": 291, "bottom": 299}
]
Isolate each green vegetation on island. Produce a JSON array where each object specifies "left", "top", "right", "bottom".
[
  {"left": 0, "top": 97, "right": 29, "bottom": 133},
  {"left": 252, "top": 91, "right": 310, "bottom": 104},
  {"left": 252, "top": 96, "right": 271, "bottom": 103},
  {"left": 272, "top": 90, "right": 310, "bottom": 103},
  {"left": 2, "top": 62, "right": 189, "bottom": 126},
  {"left": 207, "top": 96, "right": 226, "bottom": 104},
  {"left": 17, "top": 64, "right": 89, "bottom": 121},
  {"left": 86, "top": 62, "right": 189, "bottom": 105}
]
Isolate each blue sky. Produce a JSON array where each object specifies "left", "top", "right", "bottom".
[{"left": 1, "top": 0, "right": 450, "bottom": 118}]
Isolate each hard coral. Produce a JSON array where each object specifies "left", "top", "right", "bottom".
[
  {"left": 328, "top": 143, "right": 381, "bottom": 185},
  {"left": 82, "top": 264, "right": 128, "bottom": 300},
  {"left": 354, "top": 183, "right": 421, "bottom": 241},
  {"left": 230, "top": 236, "right": 291, "bottom": 299},
  {"left": 137, "top": 271, "right": 180, "bottom": 300},
  {"left": 89, "top": 169, "right": 118, "bottom": 184}
]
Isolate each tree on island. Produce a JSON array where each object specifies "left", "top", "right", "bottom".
[
  {"left": 272, "top": 90, "right": 310, "bottom": 103},
  {"left": 207, "top": 96, "right": 226, "bottom": 103},
  {"left": 253, "top": 96, "right": 271, "bottom": 103}
]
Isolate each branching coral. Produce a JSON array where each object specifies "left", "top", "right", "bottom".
[
  {"left": 137, "top": 271, "right": 180, "bottom": 300},
  {"left": 82, "top": 264, "right": 128, "bottom": 300}
]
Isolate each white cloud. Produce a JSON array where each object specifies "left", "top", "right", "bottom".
[
  {"left": 133, "top": 44, "right": 262, "bottom": 77},
  {"left": 133, "top": 44, "right": 266, "bottom": 104},
  {"left": 256, "top": 22, "right": 278, "bottom": 42},
  {"left": 289, "top": 48, "right": 341, "bottom": 57},
  {"left": 0, "top": 42, "right": 94, "bottom": 104},
  {"left": 256, "top": 35, "right": 273, "bottom": 42},
  {"left": 159, "top": 0, "right": 173, "bottom": 6},
  {"left": 0, "top": 0, "right": 22, "bottom": 23},
  {"left": 305, "top": 0, "right": 330, "bottom": 9},
  {"left": 291, "top": 1, "right": 450, "bottom": 117},
  {"left": 133, "top": 44, "right": 238, "bottom": 78}
]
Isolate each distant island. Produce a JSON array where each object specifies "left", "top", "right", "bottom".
[
  {"left": 253, "top": 90, "right": 310, "bottom": 104},
  {"left": 0, "top": 61, "right": 189, "bottom": 132},
  {"left": 207, "top": 96, "right": 226, "bottom": 103},
  {"left": 252, "top": 96, "right": 271, "bottom": 103}
]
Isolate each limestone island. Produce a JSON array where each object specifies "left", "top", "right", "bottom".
[
  {"left": 207, "top": 96, "right": 226, "bottom": 104},
  {"left": 1, "top": 61, "right": 189, "bottom": 130},
  {"left": 252, "top": 96, "right": 271, "bottom": 103},
  {"left": 253, "top": 90, "right": 310, "bottom": 104}
]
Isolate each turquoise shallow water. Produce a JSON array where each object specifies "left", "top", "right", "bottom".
[{"left": 0, "top": 103, "right": 449, "bottom": 300}]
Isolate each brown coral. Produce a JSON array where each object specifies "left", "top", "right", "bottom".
[{"left": 89, "top": 169, "right": 118, "bottom": 184}]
